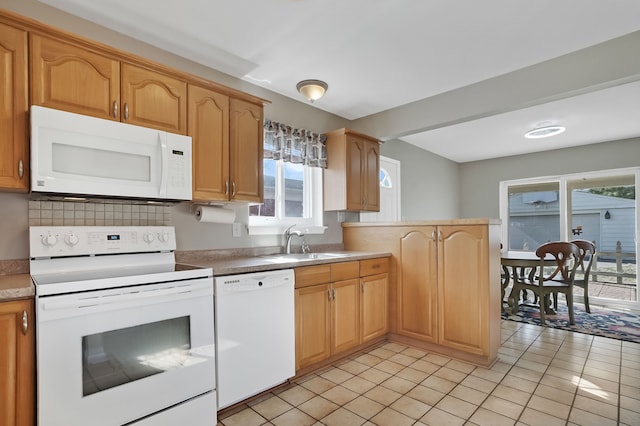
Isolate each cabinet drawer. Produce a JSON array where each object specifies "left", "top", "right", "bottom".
[
  {"left": 295, "top": 265, "right": 331, "bottom": 288},
  {"left": 360, "top": 258, "right": 389, "bottom": 276},
  {"left": 331, "top": 261, "right": 360, "bottom": 281}
]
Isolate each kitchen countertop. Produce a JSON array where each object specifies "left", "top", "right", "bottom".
[
  {"left": 0, "top": 274, "right": 34, "bottom": 301},
  {"left": 179, "top": 251, "right": 391, "bottom": 276},
  {"left": 0, "top": 251, "right": 391, "bottom": 301}
]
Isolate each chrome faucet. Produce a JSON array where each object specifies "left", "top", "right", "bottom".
[{"left": 284, "top": 225, "right": 304, "bottom": 254}]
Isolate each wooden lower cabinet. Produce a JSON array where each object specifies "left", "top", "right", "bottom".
[
  {"left": 0, "top": 298, "right": 35, "bottom": 426},
  {"left": 343, "top": 220, "right": 501, "bottom": 366},
  {"left": 398, "top": 227, "right": 438, "bottom": 342},
  {"left": 295, "top": 283, "right": 332, "bottom": 369},
  {"left": 360, "top": 258, "right": 389, "bottom": 343},
  {"left": 331, "top": 278, "right": 360, "bottom": 354},
  {"left": 294, "top": 259, "right": 389, "bottom": 372}
]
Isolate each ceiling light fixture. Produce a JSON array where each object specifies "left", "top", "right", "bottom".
[
  {"left": 524, "top": 125, "right": 566, "bottom": 139},
  {"left": 296, "top": 79, "right": 328, "bottom": 103}
]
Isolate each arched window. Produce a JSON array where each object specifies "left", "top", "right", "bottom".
[{"left": 380, "top": 168, "right": 392, "bottom": 188}]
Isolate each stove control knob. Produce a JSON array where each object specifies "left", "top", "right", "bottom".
[
  {"left": 158, "top": 231, "right": 170, "bottom": 242},
  {"left": 41, "top": 234, "right": 58, "bottom": 247},
  {"left": 143, "top": 232, "right": 155, "bottom": 243},
  {"left": 65, "top": 233, "right": 79, "bottom": 246}
]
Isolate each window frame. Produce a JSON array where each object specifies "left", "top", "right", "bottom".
[
  {"left": 499, "top": 166, "right": 639, "bottom": 311},
  {"left": 248, "top": 159, "right": 326, "bottom": 235}
]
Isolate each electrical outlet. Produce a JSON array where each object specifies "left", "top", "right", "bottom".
[
  {"left": 232, "top": 222, "right": 242, "bottom": 237},
  {"left": 337, "top": 211, "right": 346, "bottom": 222}
]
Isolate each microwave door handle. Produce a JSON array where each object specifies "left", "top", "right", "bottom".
[{"left": 159, "top": 133, "right": 168, "bottom": 197}]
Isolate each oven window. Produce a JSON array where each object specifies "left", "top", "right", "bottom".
[{"left": 82, "top": 316, "right": 191, "bottom": 396}]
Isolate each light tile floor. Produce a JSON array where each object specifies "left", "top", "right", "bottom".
[{"left": 218, "top": 321, "right": 640, "bottom": 426}]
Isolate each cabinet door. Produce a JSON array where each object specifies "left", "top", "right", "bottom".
[
  {"left": 346, "top": 135, "right": 365, "bottom": 211},
  {"left": 295, "top": 284, "right": 331, "bottom": 370},
  {"left": 437, "top": 225, "right": 488, "bottom": 355},
  {"left": 121, "top": 63, "right": 187, "bottom": 134},
  {"left": 362, "top": 140, "right": 380, "bottom": 211},
  {"left": 0, "top": 299, "right": 35, "bottom": 426},
  {"left": 331, "top": 279, "right": 360, "bottom": 353},
  {"left": 360, "top": 273, "right": 388, "bottom": 342},
  {"left": 229, "top": 98, "right": 263, "bottom": 202},
  {"left": 398, "top": 227, "right": 438, "bottom": 342},
  {"left": 188, "top": 84, "right": 229, "bottom": 201},
  {"left": 30, "top": 34, "right": 120, "bottom": 120},
  {"left": 0, "top": 23, "right": 28, "bottom": 191}
]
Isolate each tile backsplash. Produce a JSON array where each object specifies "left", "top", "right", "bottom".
[{"left": 28, "top": 200, "right": 172, "bottom": 226}]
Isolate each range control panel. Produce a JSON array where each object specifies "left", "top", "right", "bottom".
[{"left": 29, "top": 226, "right": 176, "bottom": 258}]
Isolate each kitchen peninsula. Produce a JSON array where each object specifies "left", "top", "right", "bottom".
[{"left": 343, "top": 219, "right": 502, "bottom": 367}]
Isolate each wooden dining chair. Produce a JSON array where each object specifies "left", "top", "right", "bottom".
[
  {"left": 510, "top": 241, "right": 581, "bottom": 325},
  {"left": 554, "top": 240, "right": 596, "bottom": 313}
]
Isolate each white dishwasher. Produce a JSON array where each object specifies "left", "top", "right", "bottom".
[{"left": 214, "top": 269, "right": 295, "bottom": 409}]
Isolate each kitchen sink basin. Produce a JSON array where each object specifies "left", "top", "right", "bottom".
[{"left": 259, "top": 253, "right": 349, "bottom": 263}]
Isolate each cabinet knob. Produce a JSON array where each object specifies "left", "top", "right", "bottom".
[
  {"left": 225, "top": 180, "right": 229, "bottom": 195},
  {"left": 18, "top": 160, "right": 24, "bottom": 179},
  {"left": 113, "top": 100, "right": 118, "bottom": 118},
  {"left": 22, "top": 310, "right": 28, "bottom": 335},
  {"left": 124, "top": 103, "right": 129, "bottom": 120},
  {"left": 232, "top": 181, "right": 236, "bottom": 196}
]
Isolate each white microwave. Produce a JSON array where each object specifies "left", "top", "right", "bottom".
[{"left": 30, "top": 106, "right": 192, "bottom": 201}]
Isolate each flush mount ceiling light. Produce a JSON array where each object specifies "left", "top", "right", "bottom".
[
  {"left": 296, "top": 79, "right": 328, "bottom": 103},
  {"left": 524, "top": 125, "right": 566, "bottom": 139}
]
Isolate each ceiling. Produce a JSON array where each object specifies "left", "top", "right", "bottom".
[{"left": 37, "top": 0, "right": 640, "bottom": 162}]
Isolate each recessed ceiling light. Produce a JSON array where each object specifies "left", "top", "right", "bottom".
[{"left": 524, "top": 125, "right": 566, "bottom": 139}]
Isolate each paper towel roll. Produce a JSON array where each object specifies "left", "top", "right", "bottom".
[{"left": 195, "top": 206, "right": 236, "bottom": 224}]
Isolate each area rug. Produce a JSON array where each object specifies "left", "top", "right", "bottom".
[{"left": 502, "top": 302, "right": 640, "bottom": 344}]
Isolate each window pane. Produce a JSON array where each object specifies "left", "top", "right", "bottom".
[
  {"left": 508, "top": 182, "right": 560, "bottom": 251},
  {"left": 249, "top": 159, "right": 276, "bottom": 217},
  {"left": 284, "top": 162, "right": 304, "bottom": 218},
  {"left": 570, "top": 180, "right": 636, "bottom": 304}
]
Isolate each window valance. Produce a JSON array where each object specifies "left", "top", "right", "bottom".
[{"left": 264, "top": 119, "right": 327, "bottom": 168}]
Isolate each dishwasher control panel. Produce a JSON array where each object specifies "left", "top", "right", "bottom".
[{"left": 214, "top": 269, "right": 294, "bottom": 295}]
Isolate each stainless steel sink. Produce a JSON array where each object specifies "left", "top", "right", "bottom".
[{"left": 259, "top": 253, "right": 349, "bottom": 263}]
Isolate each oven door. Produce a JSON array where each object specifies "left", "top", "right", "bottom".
[{"left": 36, "top": 278, "right": 215, "bottom": 426}]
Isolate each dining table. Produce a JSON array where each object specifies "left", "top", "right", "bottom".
[{"left": 500, "top": 250, "right": 557, "bottom": 314}]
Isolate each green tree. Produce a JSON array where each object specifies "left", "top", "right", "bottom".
[{"left": 588, "top": 186, "right": 635, "bottom": 200}]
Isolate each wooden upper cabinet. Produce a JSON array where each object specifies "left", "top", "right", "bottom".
[
  {"left": 229, "top": 98, "right": 263, "bottom": 202},
  {"left": 0, "top": 22, "right": 28, "bottom": 191},
  {"left": 324, "top": 128, "right": 380, "bottom": 212},
  {"left": 363, "top": 140, "right": 380, "bottom": 210},
  {"left": 121, "top": 63, "right": 186, "bottom": 134},
  {"left": 0, "top": 299, "right": 35, "bottom": 426},
  {"left": 30, "top": 35, "right": 187, "bottom": 134},
  {"left": 30, "top": 34, "right": 120, "bottom": 120},
  {"left": 189, "top": 84, "right": 230, "bottom": 201}
]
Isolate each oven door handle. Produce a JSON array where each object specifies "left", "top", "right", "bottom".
[{"left": 42, "top": 283, "right": 212, "bottom": 312}]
